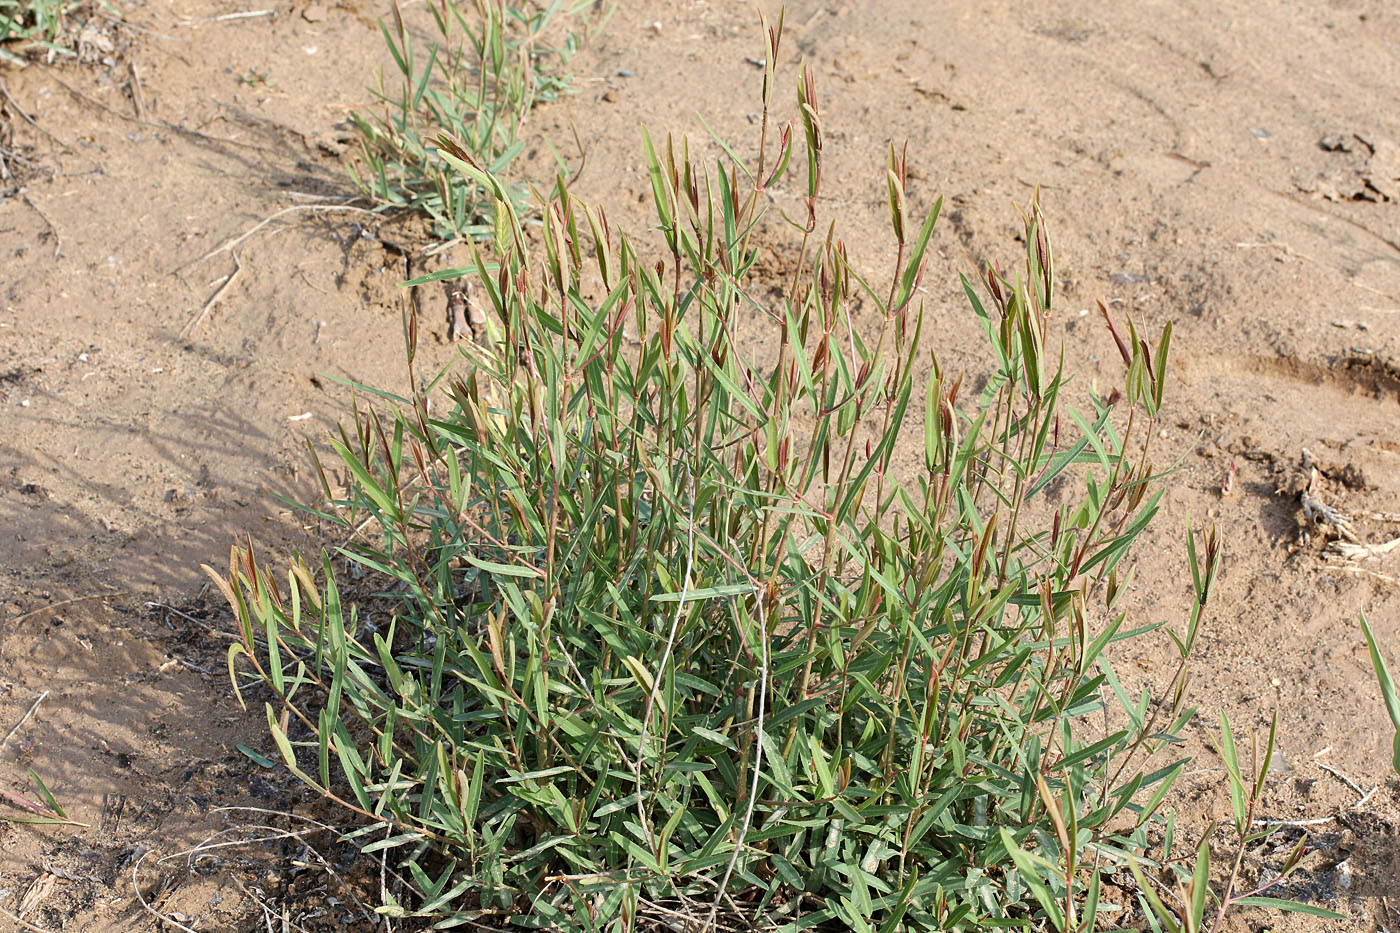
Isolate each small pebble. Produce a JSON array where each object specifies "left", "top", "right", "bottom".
[{"left": 617, "top": 69, "right": 634, "bottom": 77}]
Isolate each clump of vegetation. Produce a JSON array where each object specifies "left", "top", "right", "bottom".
[
  {"left": 213, "top": 21, "right": 1339, "bottom": 931},
  {"left": 1128, "top": 712, "right": 1343, "bottom": 933},
  {"left": 0, "top": 0, "right": 79, "bottom": 63},
  {"left": 349, "top": 0, "right": 595, "bottom": 243}
]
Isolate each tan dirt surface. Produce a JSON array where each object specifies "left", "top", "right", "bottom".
[{"left": 1, "top": 0, "right": 1397, "bottom": 929}]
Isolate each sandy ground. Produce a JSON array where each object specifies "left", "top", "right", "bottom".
[{"left": 1, "top": 0, "right": 1398, "bottom": 929}]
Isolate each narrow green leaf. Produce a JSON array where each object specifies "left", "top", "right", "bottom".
[
  {"left": 1231, "top": 897, "right": 1346, "bottom": 919},
  {"left": 1360, "top": 611, "right": 1400, "bottom": 774}
]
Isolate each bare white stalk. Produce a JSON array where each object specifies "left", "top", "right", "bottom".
[
  {"left": 705, "top": 569, "right": 769, "bottom": 932},
  {"left": 0, "top": 690, "right": 48, "bottom": 750},
  {"left": 632, "top": 468, "right": 698, "bottom": 851}
]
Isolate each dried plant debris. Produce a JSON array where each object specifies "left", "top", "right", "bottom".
[
  {"left": 17, "top": 871, "right": 57, "bottom": 920},
  {"left": 1295, "top": 131, "right": 1400, "bottom": 202},
  {"left": 1333, "top": 536, "right": 1400, "bottom": 563},
  {"left": 1298, "top": 448, "right": 1359, "bottom": 543},
  {"left": 1289, "top": 448, "right": 1400, "bottom": 562}
]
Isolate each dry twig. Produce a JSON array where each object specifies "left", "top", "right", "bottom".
[
  {"left": 9, "top": 590, "right": 117, "bottom": 625},
  {"left": 127, "top": 62, "right": 148, "bottom": 121},
  {"left": 1316, "top": 761, "right": 1372, "bottom": 804},
  {"left": 1, "top": 690, "right": 49, "bottom": 750},
  {"left": 183, "top": 203, "right": 375, "bottom": 272},
  {"left": 178, "top": 9, "right": 276, "bottom": 25},
  {"left": 0, "top": 82, "right": 73, "bottom": 152},
  {"left": 20, "top": 191, "right": 62, "bottom": 258},
  {"left": 706, "top": 560, "right": 770, "bottom": 933},
  {"left": 182, "top": 251, "right": 243, "bottom": 337},
  {"left": 231, "top": 873, "right": 309, "bottom": 933},
  {"left": 1332, "top": 536, "right": 1400, "bottom": 562},
  {"left": 131, "top": 849, "right": 199, "bottom": 933},
  {"left": 0, "top": 903, "right": 56, "bottom": 933},
  {"left": 1325, "top": 564, "right": 1400, "bottom": 586},
  {"left": 145, "top": 601, "right": 242, "bottom": 641},
  {"left": 1252, "top": 815, "right": 1337, "bottom": 828}
]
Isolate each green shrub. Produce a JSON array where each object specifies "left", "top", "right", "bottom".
[
  {"left": 212, "top": 25, "right": 1313, "bottom": 931},
  {"left": 349, "top": 0, "right": 593, "bottom": 243},
  {"left": 0, "top": 0, "right": 79, "bottom": 62}
]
